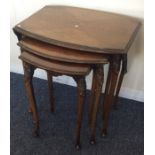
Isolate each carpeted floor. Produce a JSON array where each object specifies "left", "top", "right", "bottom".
[{"left": 10, "top": 72, "right": 144, "bottom": 155}]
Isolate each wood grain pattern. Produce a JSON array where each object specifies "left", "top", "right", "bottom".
[
  {"left": 14, "top": 5, "right": 140, "bottom": 54},
  {"left": 18, "top": 37, "right": 108, "bottom": 64}
]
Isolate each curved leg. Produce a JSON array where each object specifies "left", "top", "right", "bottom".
[
  {"left": 102, "top": 64, "right": 111, "bottom": 119},
  {"left": 88, "top": 67, "right": 98, "bottom": 125},
  {"left": 73, "top": 76, "right": 86, "bottom": 149},
  {"left": 102, "top": 57, "right": 120, "bottom": 137},
  {"left": 23, "top": 61, "right": 40, "bottom": 136},
  {"left": 113, "top": 69, "right": 124, "bottom": 109},
  {"left": 47, "top": 71, "right": 55, "bottom": 112},
  {"left": 113, "top": 55, "right": 127, "bottom": 109},
  {"left": 90, "top": 65, "right": 104, "bottom": 144}
]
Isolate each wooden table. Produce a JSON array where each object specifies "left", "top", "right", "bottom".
[
  {"left": 13, "top": 5, "right": 140, "bottom": 144},
  {"left": 17, "top": 36, "right": 109, "bottom": 148}
]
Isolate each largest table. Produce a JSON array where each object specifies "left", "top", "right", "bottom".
[{"left": 13, "top": 5, "right": 140, "bottom": 139}]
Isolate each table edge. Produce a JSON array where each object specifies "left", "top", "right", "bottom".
[{"left": 13, "top": 26, "right": 125, "bottom": 54}]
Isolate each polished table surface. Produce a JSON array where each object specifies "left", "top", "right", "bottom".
[{"left": 14, "top": 5, "right": 140, "bottom": 54}]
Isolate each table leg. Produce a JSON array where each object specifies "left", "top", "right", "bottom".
[
  {"left": 103, "top": 64, "right": 112, "bottom": 115},
  {"left": 90, "top": 65, "right": 104, "bottom": 144},
  {"left": 113, "top": 55, "right": 127, "bottom": 109},
  {"left": 73, "top": 77, "right": 86, "bottom": 149},
  {"left": 23, "top": 61, "right": 40, "bottom": 137},
  {"left": 113, "top": 68, "right": 124, "bottom": 109},
  {"left": 47, "top": 71, "right": 55, "bottom": 112},
  {"left": 102, "top": 57, "right": 121, "bottom": 137},
  {"left": 88, "top": 67, "right": 98, "bottom": 125}
]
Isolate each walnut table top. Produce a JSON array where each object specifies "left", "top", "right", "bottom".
[{"left": 14, "top": 5, "right": 140, "bottom": 54}]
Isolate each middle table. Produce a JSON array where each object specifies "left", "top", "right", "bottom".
[{"left": 17, "top": 37, "right": 108, "bottom": 145}]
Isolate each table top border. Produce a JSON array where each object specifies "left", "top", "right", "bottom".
[{"left": 13, "top": 5, "right": 141, "bottom": 54}]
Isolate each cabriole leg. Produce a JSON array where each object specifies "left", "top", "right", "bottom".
[
  {"left": 23, "top": 61, "right": 40, "bottom": 137},
  {"left": 102, "top": 57, "right": 120, "bottom": 137},
  {"left": 113, "top": 69, "right": 124, "bottom": 109},
  {"left": 88, "top": 67, "right": 98, "bottom": 125},
  {"left": 73, "top": 76, "right": 86, "bottom": 149},
  {"left": 90, "top": 65, "right": 104, "bottom": 144}
]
